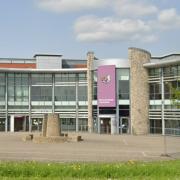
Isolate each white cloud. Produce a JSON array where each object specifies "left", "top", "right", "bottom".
[
  {"left": 74, "top": 16, "right": 157, "bottom": 43},
  {"left": 113, "top": 0, "right": 158, "bottom": 17},
  {"left": 37, "top": 0, "right": 108, "bottom": 13},
  {"left": 37, "top": 0, "right": 159, "bottom": 17},
  {"left": 36, "top": 0, "right": 180, "bottom": 44},
  {"left": 141, "top": 35, "right": 158, "bottom": 43},
  {"left": 158, "top": 8, "right": 180, "bottom": 29}
]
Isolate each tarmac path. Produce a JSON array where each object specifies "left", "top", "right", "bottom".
[{"left": 0, "top": 132, "right": 179, "bottom": 162}]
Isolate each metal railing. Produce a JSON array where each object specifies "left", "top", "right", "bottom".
[
  {"left": 150, "top": 127, "right": 162, "bottom": 134},
  {"left": 165, "top": 128, "right": 180, "bottom": 136},
  {"left": 78, "top": 125, "right": 88, "bottom": 132}
]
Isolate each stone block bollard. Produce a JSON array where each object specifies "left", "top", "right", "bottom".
[{"left": 46, "top": 114, "right": 61, "bottom": 137}]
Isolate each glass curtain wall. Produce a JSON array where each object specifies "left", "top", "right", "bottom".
[
  {"left": 78, "top": 73, "right": 88, "bottom": 132},
  {"left": 0, "top": 118, "right": 5, "bottom": 131},
  {"left": 8, "top": 73, "right": 29, "bottom": 111},
  {"left": 78, "top": 73, "right": 87, "bottom": 101},
  {"left": 55, "top": 72, "right": 87, "bottom": 132},
  {"left": 31, "top": 74, "right": 52, "bottom": 112},
  {"left": 31, "top": 74, "right": 52, "bottom": 101},
  {"left": 149, "top": 83, "right": 161, "bottom": 100},
  {"left": 117, "top": 69, "right": 130, "bottom": 100},
  {"left": 0, "top": 74, "right": 5, "bottom": 131},
  {"left": 149, "top": 65, "right": 180, "bottom": 136},
  {"left": 0, "top": 73, "right": 5, "bottom": 110},
  {"left": 55, "top": 73, "right": 76, "bottom": 102},
  {"left": 0, "top": 71, "right": 88, "bottom": 132}
]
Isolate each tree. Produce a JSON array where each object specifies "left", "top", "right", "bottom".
[{"left": 170, "top": 85, "right": 180, "bottom": 109}]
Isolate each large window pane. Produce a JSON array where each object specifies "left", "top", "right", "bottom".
[
  {"left": 0, "top": 73, "right": 5, "bottom": 101},
  {"left": 55, "top": 86, "right": 76, "bottom": 101},
  {"left": 79, "top": 73, "right": 86, "bottom": 81},
  {"left": 31, "top": 86, "right": 52, "bottom": 101},
  {"left": 55, "top": 73, "right": 76, "bottom": 83},
  {"left": 32, "top": 74, "right": 52, "bottom": 85},
  {"left": 117, "top": 69, "right": 129, "bottom": 80},
  {"left": 8, "top": 73, "right": 29, "bottom": 102},
  {"left": 119, "top": 80, "right": 129, "bottom": 99},
  {"left": 78, "top": 86, "right": 87, "bottom": 101},
  {"left": 149, "top": 83, "right": 161, "bottom": 100}
]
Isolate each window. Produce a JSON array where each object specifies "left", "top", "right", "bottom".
[
  {"left": 32, "top": 74, "right": 52, "bottom": 85},
  {"left": 117, "top": 69, "right": 130, "bottom": 100},
  {"left": 8, "top": 73, "right": 29, "bottom": 102},
  {"left": 31, "top": 86, "right": 52, "bottom": 101},
  {"left": 55, "top": 86, "right": 76, "bottom": 101},
  {"left": 149, "top": 83, "right": 161, "bottom": 100},
  {"left": 119, "top": 80, "right": 129, "bottom": 99},
  {"left": 0, "top": 73, "right": 5, "bottom": 101},
  {"left": 149, "top": 68, "right": 161, "bottom": 76},
  {"left": 79, "top": 73, "right": 86, "bottom": 81},
  {"left": 61, "top": 118, "right": 76, "bottom": 131},
  {"left": 55, "top": 73, "right": 76, "bottom": 83},
  {"left": 78, "top": 86, "right": 87, "bottom": 101}
]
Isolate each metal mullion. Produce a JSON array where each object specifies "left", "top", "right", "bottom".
[
  {"left": 75, "top": 73, "right": 79, "bottom": 132},
  {"left": 5, "top": 73, "right": 8, "bottom": 132},
  {"left": 52, "top": 74, "right": 55, "bottom": 113},
  {"left": 28, "top": 73, "right": 32, "bottom": 132}
]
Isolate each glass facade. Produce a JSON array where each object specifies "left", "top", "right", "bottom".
[
  {"left": 31, "top": 74, "right": 52, "bottom": 101},
  {"left": 0, "top": 63, "right": 179, "bottom": 136},
  {"left": 92, "top": 68, "right": 130, "bottom": 134},
  {"left": 0, "top": 73, "right": 5, "bottom": 102},
  {"left": 149, "top": 65, "right": 180, "bottom": 136},
  {"left": 0, "top": 118, "right": 5, "bottom": 131},
  {"left": 0, "top": 72, "right": 88, "bottom": 132},
  {"left": 8, "top": 73, "right": 29, "bottom": 103},
  {"left": 149, "top": 83, "right": 161, "bottom": 100},
  {"left": 117, "top": 69, "right": 130, "bottom": 100}
]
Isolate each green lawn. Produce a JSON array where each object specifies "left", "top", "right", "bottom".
[{"left": 0, "top": 160, "right": 179, "bottom": 179}]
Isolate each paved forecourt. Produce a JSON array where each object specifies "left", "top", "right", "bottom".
[{"left": 0, "top": 132, "right": 179, "bottom": 162}]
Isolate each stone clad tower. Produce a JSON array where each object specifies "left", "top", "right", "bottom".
[
  {"left": 129, "top": 48, "right": 151, "bottom": 135},
  {"left": 87, "top": 52, "right": 94, "bottom": 133}
]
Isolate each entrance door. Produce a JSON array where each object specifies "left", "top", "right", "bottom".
[
  {"left": 0, "top": 118, "right": 5, "bottom": 131},
  {"left": 100, "top": 118, "right": 111, "bottom": 134},
  {"left": 32, "top": 118, "right": 43, "bottom": 132},
  {"left": 14, "top": 117, "right": 25, "bottom": 132},
  {"left": 119, "top": 117, "right": 130, "bottom": 134}
]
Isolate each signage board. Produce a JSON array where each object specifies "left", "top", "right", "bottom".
[{"left": 97, "top": 65, "right": 116, "bottom": 107}]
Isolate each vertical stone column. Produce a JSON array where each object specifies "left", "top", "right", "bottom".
[
  {"left": 10, "top": 115, "right": 14, "bottom": 132},
  {"left": 129, "top": 47, "right": 151, "bottom": 135},
  {"left": 46, "top": 114, "right": 61, "bottom": 137},
  {"left": 87, "top": 52, "right": 94, "bottom": 133},
  {"left": 111, "top": 116, "right": 117, "bottom": 135}
]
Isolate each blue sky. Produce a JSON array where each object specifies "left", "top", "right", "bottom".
[{"left": 0, "top": 0, "right": 180, "bottom": 59}]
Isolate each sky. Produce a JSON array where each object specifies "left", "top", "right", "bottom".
[{"left": 0, "top": 0, "right": 180, "bottom": 60}]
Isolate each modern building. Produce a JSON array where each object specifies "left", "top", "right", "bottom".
[{"left": 0, "top": 47, "right": 179, "bottom": 136}]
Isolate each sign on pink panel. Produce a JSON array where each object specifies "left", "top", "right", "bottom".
[{"left": 97, "top": 65, "right": 116, "bottom": 107}]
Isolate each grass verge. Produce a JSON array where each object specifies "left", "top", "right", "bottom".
[{"left": 0, "top": 160, "right": 179, "bottom": 179}]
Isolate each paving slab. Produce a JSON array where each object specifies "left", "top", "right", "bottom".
[{"left": 0, "top": 132, "right": 179, "bottom": 162}]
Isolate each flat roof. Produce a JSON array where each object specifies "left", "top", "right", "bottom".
[
  {"left": 0, "top": 68, "right": 87, "bottom": 73},
  {"left": 143, "top": 59, "right": 180, "bottom": 68},
  {"left": 33, "top": 54, "right": 62, "bottom": 58}
]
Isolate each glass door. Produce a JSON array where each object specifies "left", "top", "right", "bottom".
[
  {"left": 119, "top": 117, "right": 130, "bottom": 134},
  {"left": 100, "top": 118, "right": 111, "bottom": 134}
]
